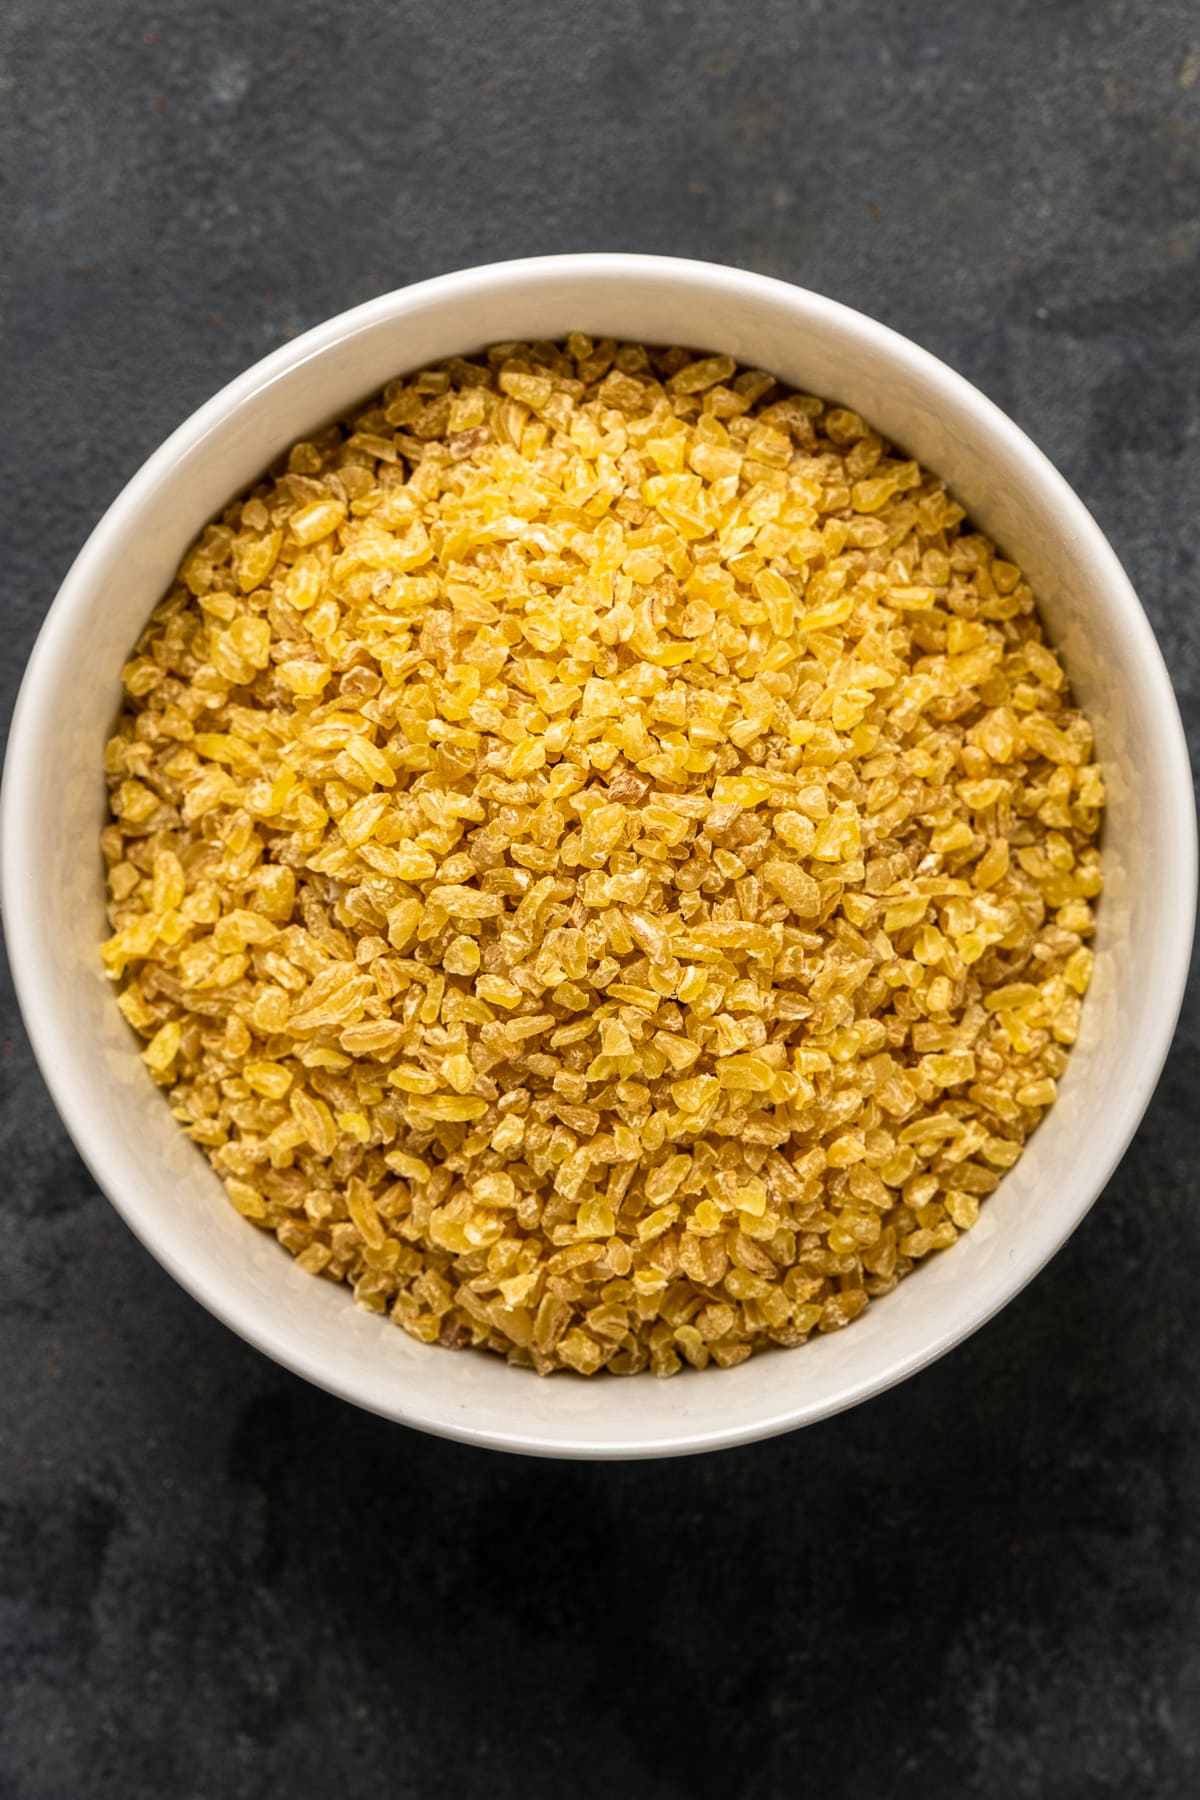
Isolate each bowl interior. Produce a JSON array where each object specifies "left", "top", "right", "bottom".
[{"left": 4, "top": 256, "right": 1193, "bottom": 1456}]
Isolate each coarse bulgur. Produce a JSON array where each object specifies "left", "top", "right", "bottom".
[{"left": 101, "top": 337, "right": 1103, "bottom": 1377}]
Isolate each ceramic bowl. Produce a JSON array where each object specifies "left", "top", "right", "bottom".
[{"left": 3, "top": 254, "right": 1194, "bottom": 1457}]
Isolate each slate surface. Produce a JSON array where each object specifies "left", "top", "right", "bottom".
[{"left": 1, "top": 3, "right": 1199, "bottom": 1795}]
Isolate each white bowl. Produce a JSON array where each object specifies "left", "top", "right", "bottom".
[{"left": 4, "top": 254, "right": 1194, "bottom": 1458}]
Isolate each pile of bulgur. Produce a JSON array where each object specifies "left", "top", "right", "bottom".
[{"left": 101, "top": 337, "right": 1103, "bottom": 1377}]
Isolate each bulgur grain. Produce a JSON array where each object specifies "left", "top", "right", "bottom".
[{"left": 102, "top": 339, "right": 1103, "bottom": 1377}]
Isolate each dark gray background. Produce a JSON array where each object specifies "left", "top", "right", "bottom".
[{"left": 2, "top": 2, "right": 1199, "bottom": 1796}]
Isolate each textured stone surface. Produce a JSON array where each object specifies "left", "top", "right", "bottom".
[{"left": 2, "top": 2, "right": 1199, "bottom": 1795}]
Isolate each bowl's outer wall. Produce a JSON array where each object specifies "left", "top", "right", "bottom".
[{"left": 4, "top": 256, "right": 1194, "bottom": 1456}]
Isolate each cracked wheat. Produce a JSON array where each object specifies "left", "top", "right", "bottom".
[{"left": 101, "top": 337, "right": 1104, "bottom": 1377}]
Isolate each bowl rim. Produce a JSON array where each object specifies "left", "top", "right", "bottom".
[{"left": 3, "top": 251, "right": 1195, "bottom": 1458}]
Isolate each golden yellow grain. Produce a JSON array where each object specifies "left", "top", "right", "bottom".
[{"left": 101, "top": 336, "right": 1103, "bottom": 1378}]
